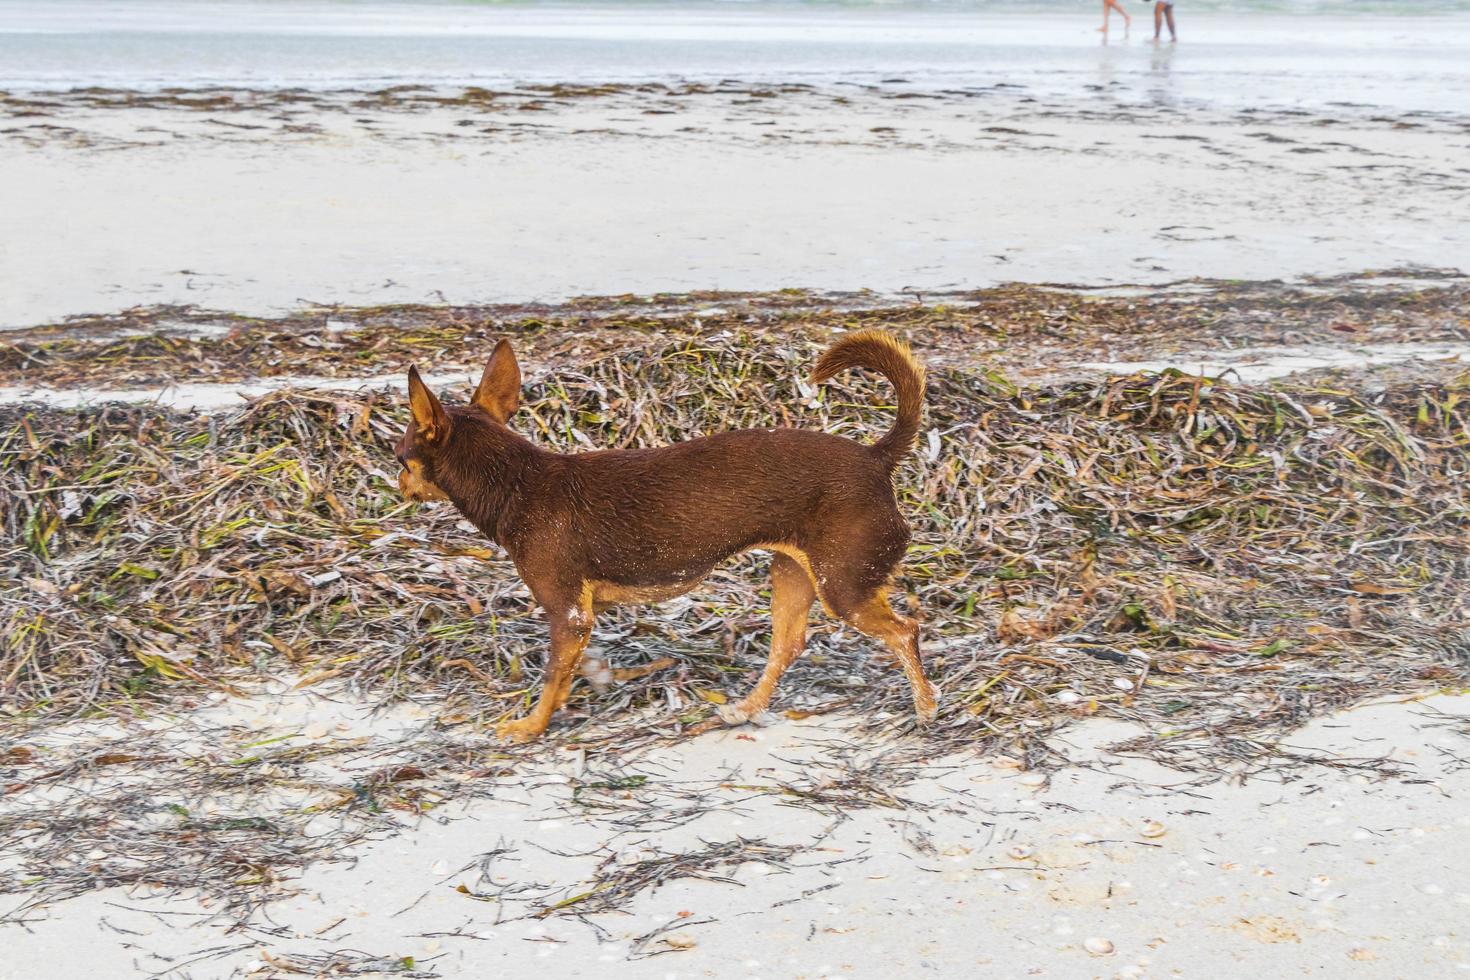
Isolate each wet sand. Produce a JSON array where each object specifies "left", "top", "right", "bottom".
[{"left": 3, "top": 81, "right": 1468, "bottom": 327}]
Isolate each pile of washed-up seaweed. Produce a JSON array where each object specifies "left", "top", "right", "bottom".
[{"left": 4, "top": 332, "right": 1466, "bottom": 756}]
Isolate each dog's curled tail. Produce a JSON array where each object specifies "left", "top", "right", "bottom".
[{"left": 811, "top": 330, "right": 926, "bottom": 467}]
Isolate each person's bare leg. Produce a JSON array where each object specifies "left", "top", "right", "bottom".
[
  {"left": 1154, "top": 2, "right": 1164, "bottom": 40},
  {"left": 1100, "top": 0, "right": 1131, "bottom": 32},
  {"left": 1165, "top": 5, "right": 1177, "bottom": 40}
]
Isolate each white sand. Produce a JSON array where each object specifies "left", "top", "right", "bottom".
[
  {"left": 1083, "top": 341, "right": 1470, "bottom": 383},
  {"left": 5, "top": 688, "right": 1469, "bottom": 979},
  {"left": 0, "top": 370, "right": 468, "bottom": 410}
]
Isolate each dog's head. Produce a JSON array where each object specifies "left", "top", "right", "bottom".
[{"left": 396, "top": 340, "right": 522, "bottom": 503}]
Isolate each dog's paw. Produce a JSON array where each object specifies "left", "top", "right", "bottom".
[
  {"left": 915, "top": 682, "right": 942, "bottom": 725},
  {"left": 717, "top": 702, "right": 753, "bottom": 726},
  {"left": 495, "top": 717, "right": 546, "bottom": 744}
]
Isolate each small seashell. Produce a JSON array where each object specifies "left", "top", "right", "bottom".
[
  {"left": 1019, "top": 772, "right": 1047, "bottom": 788},
  {"left": 1055, "top": 690, "right": 1082, "bottom": 705},
  {"left": 1311, "top": 874, "right": 1332, "bottom": 888},
  {"left": 1113, "top": 678, "right": 1134, "bottom": 691},
  {"left": 1084, "top": 936, "right": 1115, "bottom": 956},
  {"left": 1007, "top": 845, "right": 1034, "bottom": 860},
  {"left": 430, "top": 859, "right": 449, "bottom": 875},
  {"left": 992, "top": 755, "right": 1023, "bottom": 770},
  {"left": 303, "top": 722, "right": 329, "bottom": 739},
  {"left": 1140, "top": 820, "right": 1166, "bottom": 839},
  {"left": 617, "top": 847, "right": 656, "bottom": 866}
]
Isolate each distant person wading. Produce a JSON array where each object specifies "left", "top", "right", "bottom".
[
  {"left": 1154, "top": 0, "right": 1178, "bottom": 41},
  {"left": 1099, "top": 0, "right": 1131, "bottom": 32}
]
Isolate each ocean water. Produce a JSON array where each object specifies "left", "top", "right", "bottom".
[{"left": 3, "top": 0, "right": 1470, "bottom": 114}]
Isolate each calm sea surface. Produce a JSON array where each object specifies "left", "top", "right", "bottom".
[{"left": 2, "top": 1, "right": 1469, "bottom": 114}]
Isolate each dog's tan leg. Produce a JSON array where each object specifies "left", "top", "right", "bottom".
[
  {"left": 550, "top": 607, "right": 593, "bottom": 711},
  {"left": 841, "top": 592, "right": 940, "bottom": 725},
  {"left": 496, "top": 590, "right": 593, "bottom": 743},
  {"left": 720, "top": 553, "right": 816, "bottom": 725}
]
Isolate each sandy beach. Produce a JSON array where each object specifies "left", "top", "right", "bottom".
[
  {"left": 6, "top": 687, "right": 1470, "bottom": 978},
  {"left": 3, "top": 2, "right": 1470, "bottom": 978}
]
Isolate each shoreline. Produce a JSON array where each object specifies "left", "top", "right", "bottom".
[
  {"left": 4, "top": 77, "right": 1469, "bottom": 327},
  {"left": 5, "top": 7, "right": 1470, "bottom": 105}
]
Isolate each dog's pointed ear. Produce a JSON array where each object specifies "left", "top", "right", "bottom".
[
  {"left": 407, "top": 365, "right": 450, "bottom": 443},
  {"left": 472, "top": 339, "right": 521, "bottom": 424}
]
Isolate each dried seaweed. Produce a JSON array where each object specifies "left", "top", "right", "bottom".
[
  {"left": 530, "top": 838, "right": 798, "bottom": 919},
  {"left": 4, "top": 275, "right": 1466, "bottom": 390},
  {"left": 2, "top": 295, "right": 1469, "bottom": 924},
  {"left": 5, "top": 328, "right": 1466, "bottom": 751}
]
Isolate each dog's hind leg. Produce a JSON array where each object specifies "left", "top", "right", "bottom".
[
  {"left": 496, "top": 587, "right": 594, "bottom": 743},
  {"left": 720, "top": 552, "right": 816, "bottom": 725},
  {"left": 806, "top": 512, "right": 939, "bottom": 725},
  {"left": 836, "top": 590, "right": 940, "bottom": 726}
]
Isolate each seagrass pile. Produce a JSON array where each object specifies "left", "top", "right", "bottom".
[{"left": 5, "top": 326, "right": 1466, "bottom": 760}]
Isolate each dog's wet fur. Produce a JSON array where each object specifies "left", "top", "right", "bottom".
[{"left": 396, "top": 331, "right": 939, "bottom": 741}]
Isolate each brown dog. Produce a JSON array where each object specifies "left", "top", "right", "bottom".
[{"left": 396, "top": 331, "right": 940, "bottom": 742}]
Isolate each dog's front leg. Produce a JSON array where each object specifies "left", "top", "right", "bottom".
[{"left": 496, "top": 590, "right": 593, "bottom": 743}]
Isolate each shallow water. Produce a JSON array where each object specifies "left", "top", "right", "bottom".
[{"left": 4, "top": 2, "right": 1470, "bottom": 116}]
